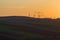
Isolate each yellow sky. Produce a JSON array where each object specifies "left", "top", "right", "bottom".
[{"left": 0, "top": 0, "right": 60, "bottom": 18}]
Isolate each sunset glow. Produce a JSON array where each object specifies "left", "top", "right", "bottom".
[{"left": 0, "top": 0, "right": 60, "bottom": 18}]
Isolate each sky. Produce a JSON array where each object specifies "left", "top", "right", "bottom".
[{"left": 0, "top": 0, "right": 60, "bottom": 18}]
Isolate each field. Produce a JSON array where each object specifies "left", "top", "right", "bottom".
[{"left": 0, "top": 16, "right": 60, "bottom": 40}]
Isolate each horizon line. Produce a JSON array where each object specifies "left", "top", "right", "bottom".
[{"left": 0, "top": 15, "right": 60, "bottom": 19}]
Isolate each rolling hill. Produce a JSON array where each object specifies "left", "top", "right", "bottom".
[{"left": 0, "top": 16, "right": 60, "bottom": 40}]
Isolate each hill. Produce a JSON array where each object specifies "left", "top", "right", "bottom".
[{"left": 0, "top": 16, "right": 60, "bottom": 40}]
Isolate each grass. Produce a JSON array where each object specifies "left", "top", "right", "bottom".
[{"left": 0, "top": 22, "right": 59, "bottom": 40}]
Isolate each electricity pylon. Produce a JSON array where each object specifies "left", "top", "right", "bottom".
[
  {"left": 37, "top": 11, "right": 40, "bottom": 18},
  {"left": 33, "top": 14, "right": 36, "bottom": 18},
  {"left": 28, "top": 12, "right": 30, "bottom": 17},
  {"left": 34, "top": 11, "right": 40, "bottom": 18}
]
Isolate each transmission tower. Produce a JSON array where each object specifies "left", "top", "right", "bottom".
[
  {"left": 37, "top": 11, "right": 40, "bottom": 18},
  {"left": 35, "top": 11, "right": 41, "bottom": 18},
  {"left": 33, "top": 14, "right": 36, "bottom": 18},
  {"left": 28, "top": 12, "right": 30, "bottom": 17}
]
